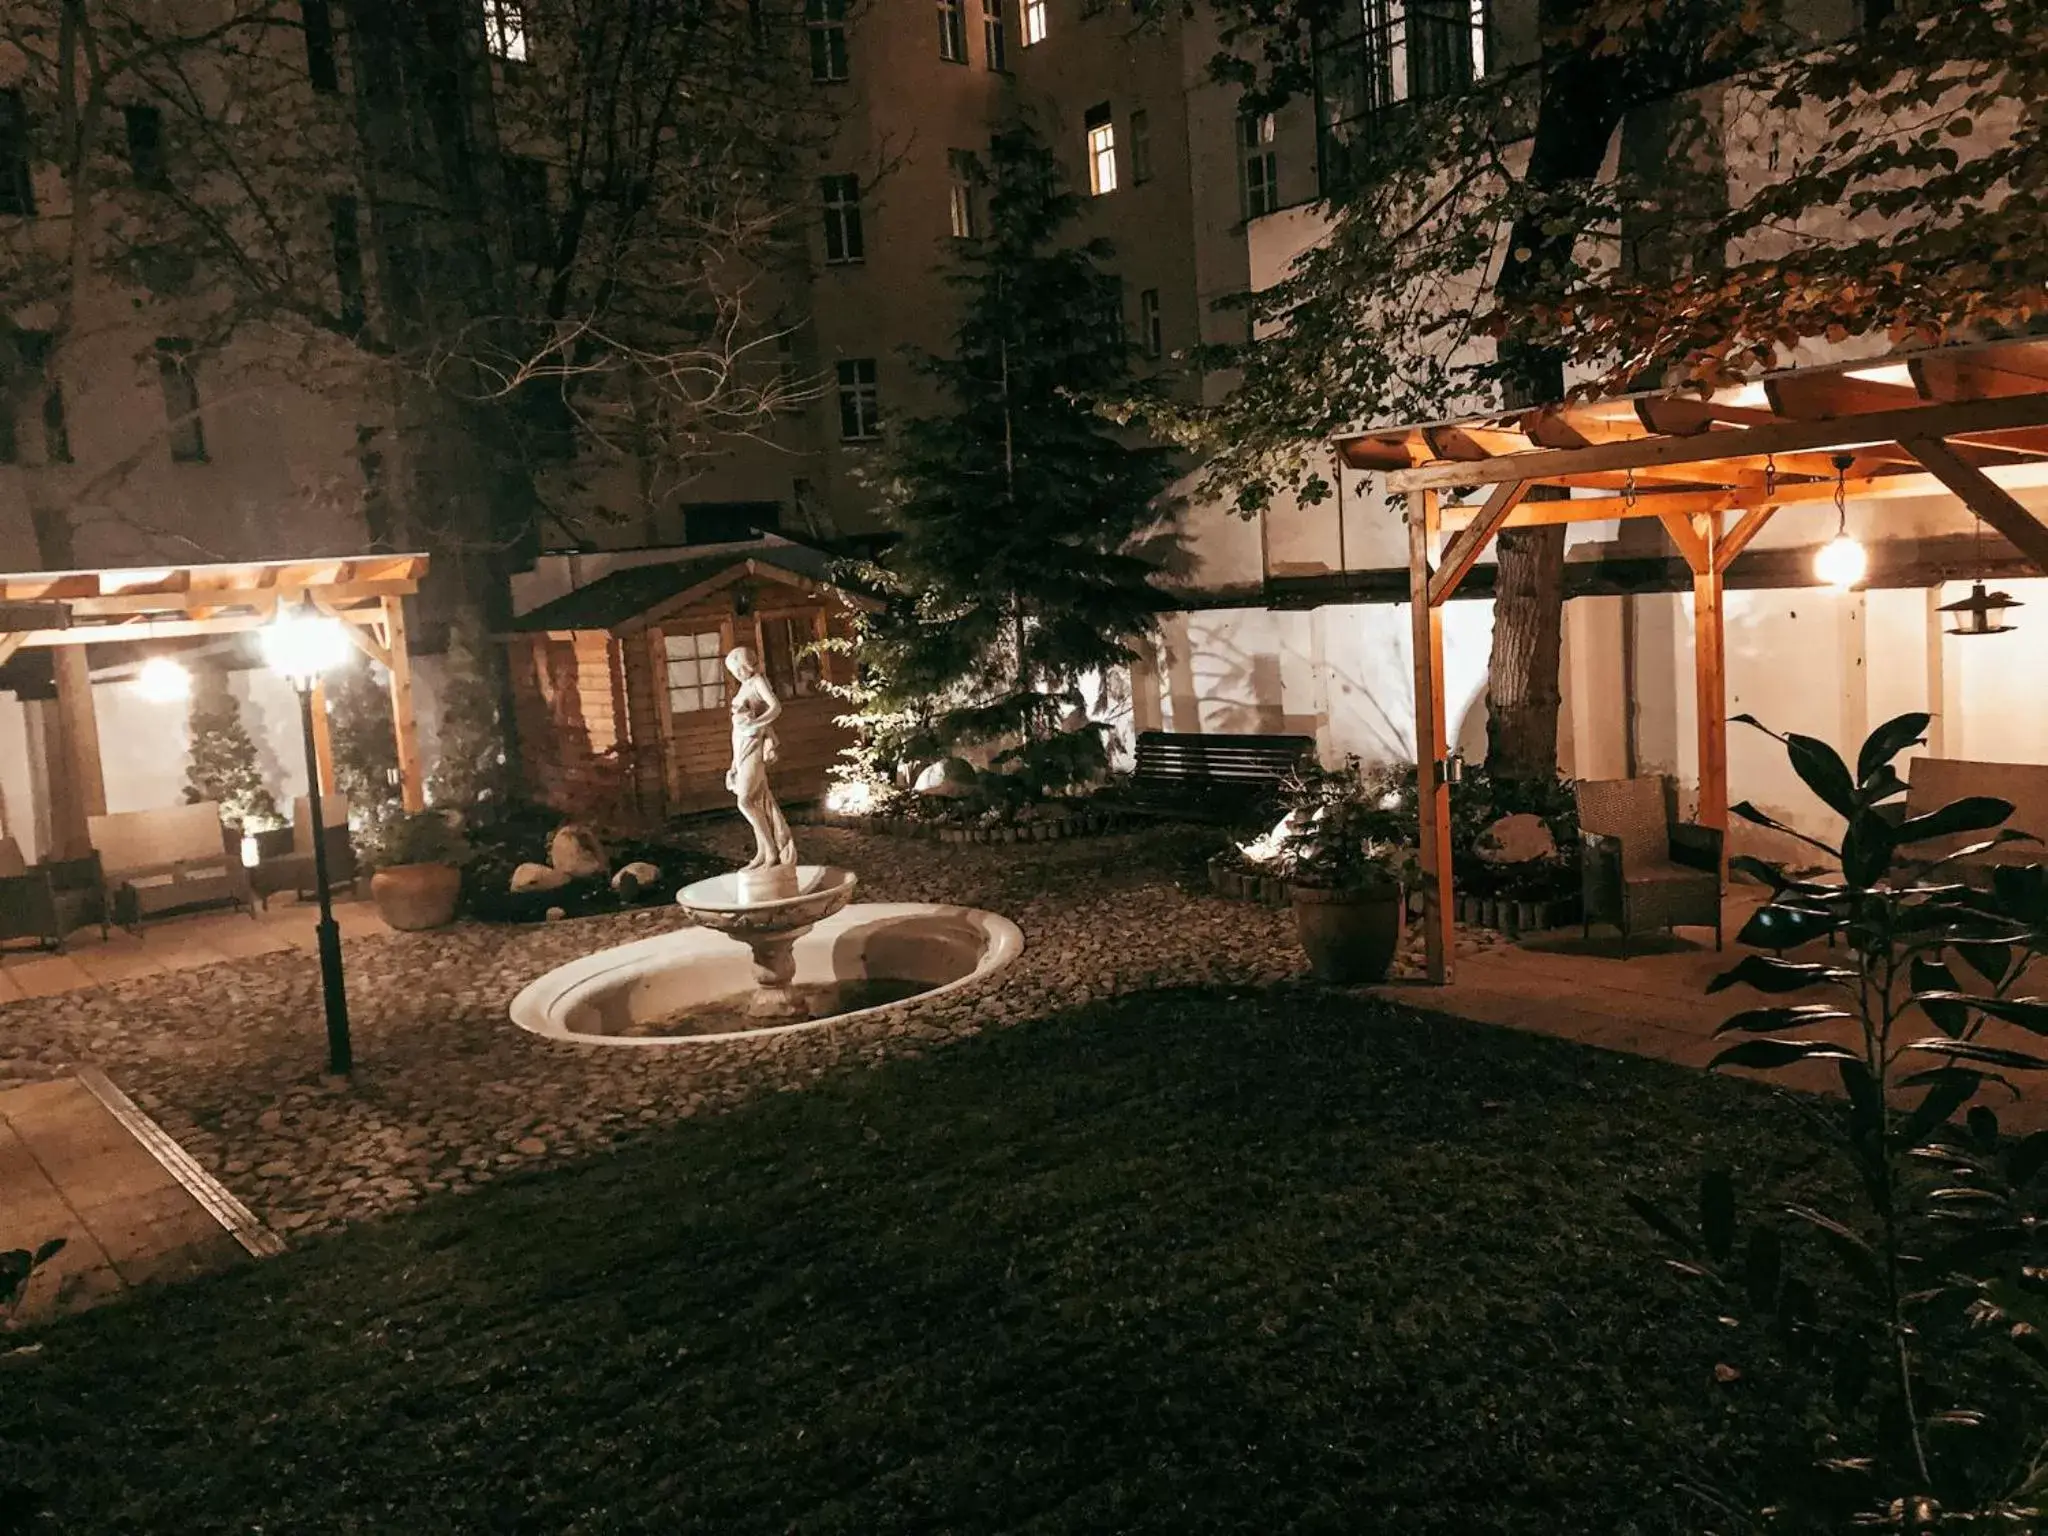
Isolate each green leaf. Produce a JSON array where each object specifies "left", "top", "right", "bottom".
[
  {"left": 1838, "top": 1059, "right": 1885, "bottom": 1142},
  {"left": 1786, "top": 1204, "right": 1884, "bottom": 1293},
  {"left": 1730, "top": 713, "right": 1785, "bottom": 744},
  {"left": 1912, "top": 959, "right": 1970, "bottom": 1038},
  {"left": 1962, "top": 995, "right": 2048, "bottom": 1035},
  {"left": 1706, "top": 954, "right": 1853, "bottom": 995},
  {"left": 1728, "top": 854, "right": 1790, "bottom": 892},
  {"left": 1624, "top": 1191, "right": 1699, "bottom": 1257},
  {"left": 1730, "top": 800, "right": 1841, "bottom": 860},
  {"left": 2009, "top": 1129, "right": 2048, "bottom": 1189},
  {"left": 1714, "top": 1004, "right": 1855, "bottom": 1036},
  {"left": 1895, "top": 1070, "right": 1980, "bottom": 1151},
  {"left": 30, "top": 1236, "right": 63, "bottom": 1267},
  {"left": 1990, "top": 864, "right": 2048, "bottom": 925},
  {"left": 1701, "top": 1169, "right": 1736, "bottom": 1264},
  {"left": 1736, "top": 903, "right": 1837, "bottom": 950},
  {"left": 1955, "top": 942, "right": 2014, "bottom": 989},
  {"left": 1856, "top": 711, "right": 1930, "bottom": 788},
  {"left": 1832, "top": 1334, "right": 1871, "bottom": 1415},
  {"left": 1909, "top": 1038, "right": 2048, "bottom": 1073},
  {"left": 1893, "top": 796, "right": 2016, "bottom": 848},
  {"left": 1786, "top": 732, "right": 1857, "bottom": 819},
  {"left": 1711, "top": 1038, "right": 1859, "bottom": 1070},
  {"left": 1840, "top": 813, "right": 1894, "bottom": 888}
]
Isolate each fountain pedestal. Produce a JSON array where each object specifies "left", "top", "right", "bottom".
[{"left": 675, "top": 866, "right": 859, "bottom": 1021}]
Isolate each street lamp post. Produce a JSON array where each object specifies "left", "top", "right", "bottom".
[{"left": 261, "top": 600, "right": 354, "bottom": 1075}]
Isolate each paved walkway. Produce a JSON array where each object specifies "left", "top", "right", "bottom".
[
  {"left": 0, "top": 892, "right": 390, "bottom": 1002},
  {"left": 0, "top": 1074, "right": 274, "bottom": 1322}
]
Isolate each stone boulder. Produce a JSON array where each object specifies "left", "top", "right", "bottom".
[
  {"left": 548, "top": 823, "right": 608, "bottom": 879},
  {"left": 1475, "top": 813, "right": 1557, "bottom": 866},
  {"left": 611, "top": 861, "right": 662, "bottom": 900},
  {"left": 511, "top": 862, "right": 571, "bottom": 894},
  {"left": 914, "top": 757, "right": 978, "bottom": 799}
]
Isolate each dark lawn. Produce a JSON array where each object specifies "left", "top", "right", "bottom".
[{"left": 1, "top": 986, "right": 1834, "bottom": 1534}]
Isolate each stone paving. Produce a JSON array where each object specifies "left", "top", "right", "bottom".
[{"left": 3, "top": 821, "right": 1462, "bottom": 1243}]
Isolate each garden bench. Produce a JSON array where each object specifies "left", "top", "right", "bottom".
[
  {"left": 1123, "top": 730, "right": 1317, "bottom": 824},
  {"left": 89, "top": 802, "right": 256, "bottom": 931}
]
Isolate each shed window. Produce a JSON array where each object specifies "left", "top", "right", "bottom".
[
  {"left": 664, "top": 630, "right": 728, "bottom": 714},
  {"left": 761, "top": 615, "right": 823, "bottom": 698}
]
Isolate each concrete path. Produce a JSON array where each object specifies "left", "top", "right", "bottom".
[{"left": 0, "top": 1073, "right": 278, "bottom": 1323}]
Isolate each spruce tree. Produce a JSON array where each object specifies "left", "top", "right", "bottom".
[
  {"left": 426, "top": 614, "right": 509, "bottom": 815},
  {"left": 852, "top": 123, "right": 1174, "bottom": 793},
  {"left": 183, "top": 666, "right": 280, "bottom": 829}
]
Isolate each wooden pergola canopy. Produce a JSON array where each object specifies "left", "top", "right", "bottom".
[
  {"left": 0, "top": 553, "right": 434, "bottom": 856},
  {"left": 1347, "top": 338, "right": 2048, "bottom": 985}
]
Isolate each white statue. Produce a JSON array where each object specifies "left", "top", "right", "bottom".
[{"left": 725, "top": 646, "right": 796, "bottom": 872}]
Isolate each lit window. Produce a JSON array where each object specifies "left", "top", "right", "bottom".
[
  {"left": 1085, "top": 105, "right": 1117, "bottom": 196},
  {"left": 947, "top": 150, "right": 978, "bottom": 239},
  {"left": 664, "top": 631, "right": 728, "bottom": 715},
  {"left": 820, "top": 174, "right": 864, "bottom": 263},
  {"left": 837, "top": 359, "right": 880, "bottom": 440},
  {"left": 1139, "top": 288, "right": 1162, "bottom": 359},
  {"left": 1129, "top": 108, "right": 1152, "bottom": 183},
  {"left": 1239, "top": 112, "right": 1277, "bottom": 219},
  {"left": 982, "top": 0, "right": 1008, "bottom": 69},
  {"left": 1022, "top": 0, "right": 1048, "bottom": 45},
  {"left": 807, "top": 0, "right": 849, "bottom": 81},
  {"left": 484, "top": 0, "right": 528, "bottom": 61},
  {"left": 938, "top": 0, "right": 968, "bottom": 61}
]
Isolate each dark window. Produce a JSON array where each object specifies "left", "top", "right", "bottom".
[
  {"left": 938, "top": 0, "right": 968, "bottom": 61},
  {"left": 1139, "top": 288, "right": 1162, "bottom": 359},
  {"left": 124, "top": 105, "right": 167, "bottom": 188},
  {"left": 684, "top": 501, "right": 778, "bottom": 545},
  {"left": 947, "top": 150, "right": 979, "bottom": 238},
  {"left": 820, "top": 174, "right": 863, "bottom": 263},
  {"left": 761, "top": 614, "right": 823, "bottom": 699},
  {"left": 1239, "top": 111, "right": 1277, "bottom": 218},
  {"left": 504, "top": 156, "right": 552, "bottom": 262},
  {"left": 807, "top": 0, "right": 849, "bottom": 80},
  {"left": 0, "top": 90, "right": 33, "bottom": 216},
  {"left": 1862, "top": 0, "right": 1896, "bottom": 24},
  {"left": 1097, "top": 276, "right": 1125, "bottom": 351},
  {"left": 301, "top": 0, "right": 339, "bottom": 91},
  {"left": 155, "top": 338, "right": 206, "bottom": 462},
  {"left": 982, "top": 0, "right": 1008, "bottom": 70},
  {"left": 836, "top": 358, "right": 879, "bottom": 440},
  {"left": 331, "top": 194, "right": 366, "bottom": 332},
  {"left": 0, "top": 331, "right": 66, "bottom": 465},
  {"left": 1129, "top": 108, "right": 1152, "bottom": 184},
  {"left": 1315, "top": 0, "right": 1488, "bottom": 194}
]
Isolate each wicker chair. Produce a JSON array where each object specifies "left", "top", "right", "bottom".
[
  {"left": 1577, "top": 778, "right": 1723, "bottom": 955},
  {"left": 0, "top": 837, "right": 107, "bottom": 952}
]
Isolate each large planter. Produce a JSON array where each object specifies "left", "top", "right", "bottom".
[
  {"left": 1290, "top": 881, "right": 1403, "bottom": 984},
  {"left": 371, "top": 861, "right": 463, "bottom": 931}
]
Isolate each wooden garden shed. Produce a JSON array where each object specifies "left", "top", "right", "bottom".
[{"left": 503, "top": 544, "right": 872, "bottom": 826}]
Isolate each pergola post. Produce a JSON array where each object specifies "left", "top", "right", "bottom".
[
  {"left": 381, "top": 595, "right": 426, "bottom": 812},
  {"left": 1693, "top": 562, "right": 1729, "bottom": 876},
  {"left": 1408, "top": 489, "right": 1455, "bottom": 984},
  {"left": 52, "top": 645, "right": 107, "bottom": 857}
]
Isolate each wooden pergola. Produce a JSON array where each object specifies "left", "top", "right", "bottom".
[
  {"left": 0, "top": 553, "right": 430, "bottom": 857},
  {"left": 1336, "top": 337, "right": 2048, "bottom": 984}
]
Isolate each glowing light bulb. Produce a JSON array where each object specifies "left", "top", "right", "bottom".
[
  {"left": 1814, "top": 533, "right": 1866, "bottom": 590},
  {"left": 137, "top": 655, "right": 191, "bottom": 702}
]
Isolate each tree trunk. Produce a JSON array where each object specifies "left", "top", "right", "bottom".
[{"left": 1484, "top": 525, "right": 1568, "bottom": 777}]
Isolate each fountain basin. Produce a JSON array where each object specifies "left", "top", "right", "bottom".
[{"left": 508, "top": 902, "right": 1024, "bottom": 1045}]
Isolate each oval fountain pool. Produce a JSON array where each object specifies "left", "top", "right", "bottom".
[{"left": 509, "top": 903, "right": 1024, "bottom": 1045}]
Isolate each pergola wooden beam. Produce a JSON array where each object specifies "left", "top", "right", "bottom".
[
  {"left": 1408, "top": 489, "right": 1455, "bottom": 982},
  {"left": 1902, "top": 437, "right": 2048, "bottom": 574},
  {"left": 1428, "top": 480, "right": 1529, "bottom": 607},
  {"left": 382, "top": 595, "right": 425, "bottom": 812},
  {"left": 1379, "top": 390, "right": 2048, "bottom": 493}
]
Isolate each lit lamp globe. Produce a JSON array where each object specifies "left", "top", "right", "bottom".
[
  {"left": 136, "top": 655, "right": 191, "bottom": 703},
  {"left": 1814, "top": 533, "right": 1867, "bottom": 591},
  {"left": 260, "top": 603, "right": 350, "bottom": 689}
]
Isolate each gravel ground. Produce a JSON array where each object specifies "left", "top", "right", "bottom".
[{"left": 0, "top": 820, "right": 1496, "bottom": 1240}]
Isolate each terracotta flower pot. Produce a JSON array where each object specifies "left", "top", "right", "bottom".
[
  {"left": 371, "top": 861, "right": 463, "bottom": 931},
  {"left": 1290, "top": 882, "right": 1403, "bottom": 984}
]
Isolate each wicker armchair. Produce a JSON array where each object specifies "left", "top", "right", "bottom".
[
  {"left": 1577, "top": 778, "right": 1723, "bottom": 955},
  {"left": 0, "top": 837, "right": 107, "bottom": 952}
]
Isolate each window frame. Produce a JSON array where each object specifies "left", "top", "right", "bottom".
[
  {"left": 1021, "top": 0, "right": 1048, "bottom": 46},
  {"left": 806, "top": 0, "right": 850, "bottom": 81},
  {"left": 938, "top": 0, "right": 969, "bottom": 62},
  {"left": 836, "top": 358, "right": 880, "bottom": 441},
  {"left": 1085, "top": 106, "right": 1118, "bottom": 197},
  {"left": 1129, "top": 108, "right": 1152, "bottom": 184},
  {"left": 301, "top": 0, "right": 340, "bottom": 92},
  {"left": 154, "top": 338, "right": 207, "bottom": 464},
  {"left": 946, "top": 149, "right": 979, "bottom": 239},
  {"left": 0, "top": 89, "right": 34, "bottom": 217},
  {"left": 0, "top": 332, "right": 67, "bottom": 467},
  {"left": 662, "top": 629, "right": 730, "bottom": 717},
  {"left": 1138, "top": 287, "right": 1162, "bottom": 360},
  {"left": 820, "top": 173, "right": 864, "bottom": 264},
  {"left": 982, "top": 0, "right": 1009, "bottom": 70},
  {"left": 1313, "top": 0, "right": 1489, "bottom": 195},
  {"left": 331, "top": 193, "right": 366, "bottom": 333},
  {"left": 484, "top": 0, "right": 530, "bottom": 63},
  {"left": 1239, "top": 111, "right": 1278, "bottom": 220}
]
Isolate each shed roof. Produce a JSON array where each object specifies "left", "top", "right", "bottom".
[{"left": 505, "top": 543, "right": 859, "bottom": 636}]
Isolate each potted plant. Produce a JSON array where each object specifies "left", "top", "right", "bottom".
[
  {"left": 368, "top": 810, "right": 472, "bottom": 931},
  {"left": 1280, "top": 762, "right": 1416, "bottom": 984}
]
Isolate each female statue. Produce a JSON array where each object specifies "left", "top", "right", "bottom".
[{"left": 725, "top": 646, "right": 796, "bottom": 871}]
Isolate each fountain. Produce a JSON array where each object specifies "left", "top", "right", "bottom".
[{"left": 510, "top": 646, "right": 1022, "bottom": 1045}]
